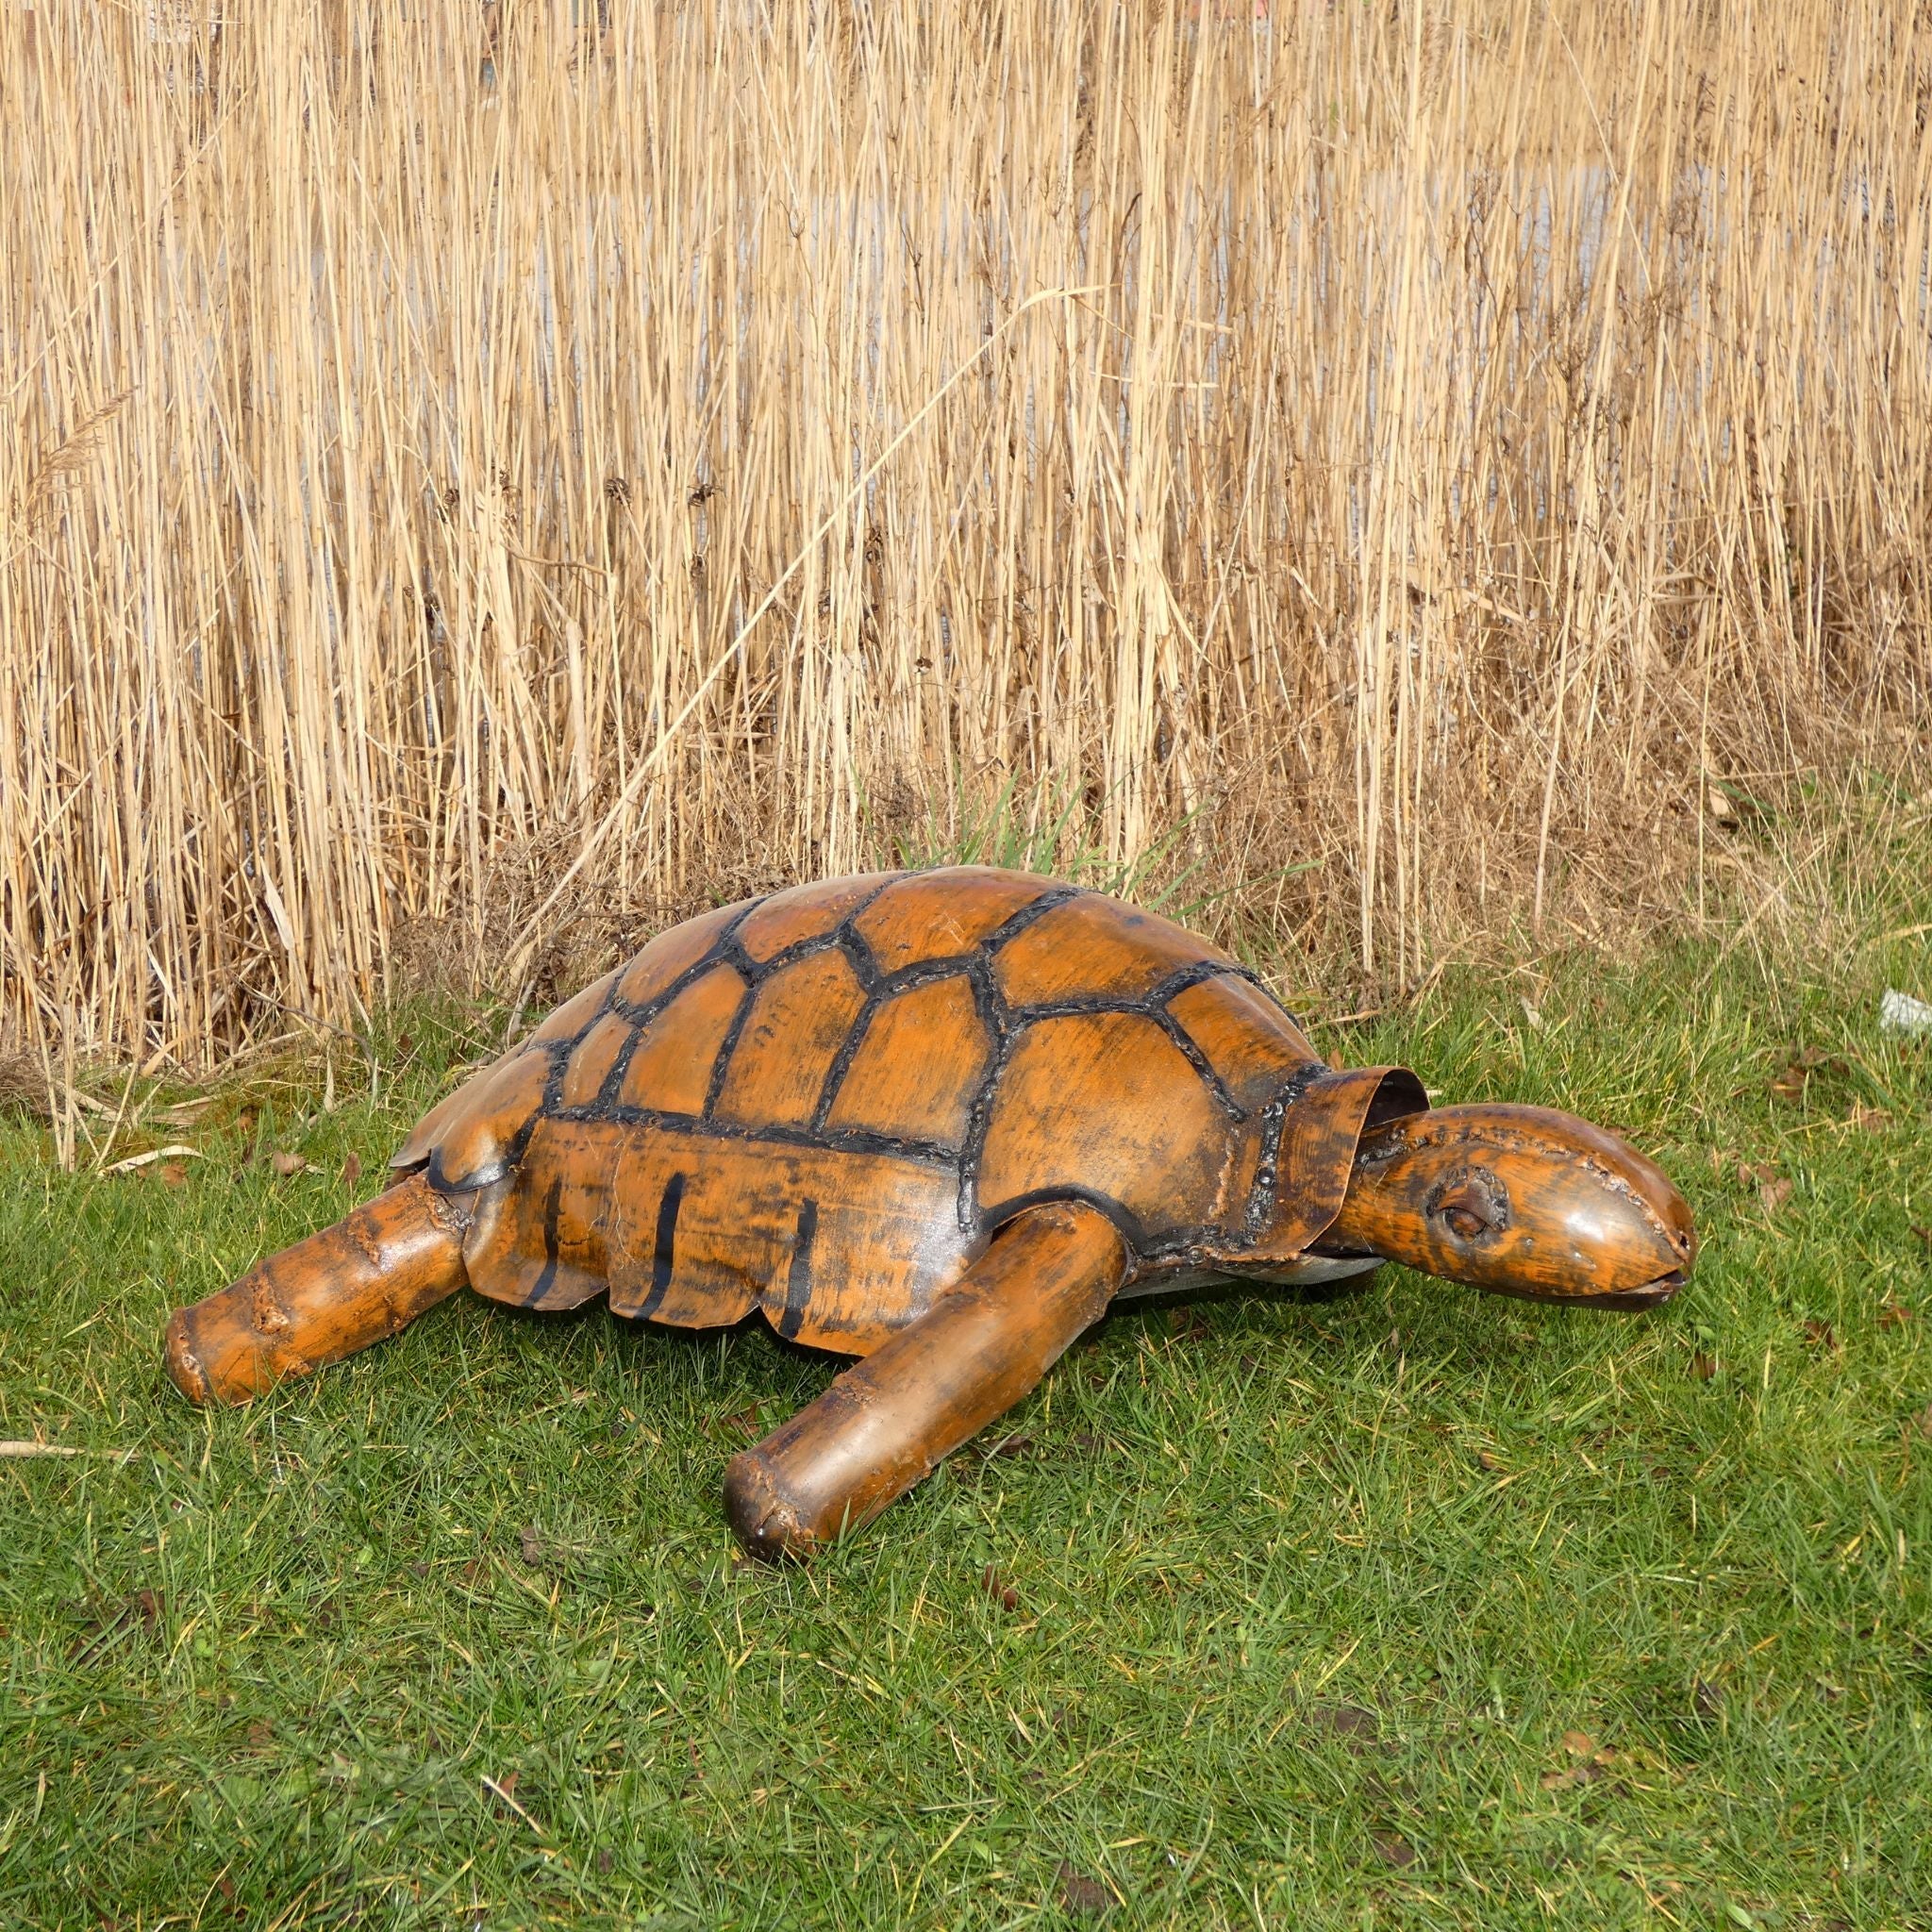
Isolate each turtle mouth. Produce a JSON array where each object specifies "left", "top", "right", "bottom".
[{"left": 1590, "top": 1270, "right": 1686, "bottom": 1310}]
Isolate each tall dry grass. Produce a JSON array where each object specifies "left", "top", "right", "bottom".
[{"left": 2, "top": 0, "right": 1928, "bottom": 1067}]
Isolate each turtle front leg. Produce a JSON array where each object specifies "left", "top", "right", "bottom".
[
  {"left": 164, "top": 1172, "right": 472, "bottom": 1406},
  {"left": 724, "top": 1201, "right": 1128, "bottom": 1561}
]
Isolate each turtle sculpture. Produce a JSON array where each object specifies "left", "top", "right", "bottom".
[{"left": 165, "top": 867, "right": 1696, "bottom": 1559}]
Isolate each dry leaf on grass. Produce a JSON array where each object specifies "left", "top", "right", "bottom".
[
  {"left": 1769, "top": 1045, "right": 1847, "bottom": 1105},
  {"left": 1878, "top": 1301, "right": 1915, "bottom": 1329},
  {"left": 1308, "top": 1702, "right": 1379, "bottom": 1752},
  {"left": 1803, "top": 1319, "right": 1838, "bottom": 1351},
  {"left": 67, "top": 1588, "right": 165, "bottom": 1663},
  {"left": 1372, "top": 1831, "right": 1419, "bottom": 1868},
  {"left": 1541, "top": 1730, "right": 1615, "bottom": 1789},
  {"left": 1055, "top": 1862, "right": 1112, "bottom": 1916},
  {"left": 342, "top": 1150, "right": 362, "bottom": 1185},
  {"left": 1757, "top": 1176, "right": 1794, "bottom": 1213},
  {"left": 270, "top": 1150, "right": 316, "bottom": 1177},
  {"left": 1690, "top": 1352, "right": 1719, "bottom": 1382},
  {"left": 979, "top": 1565, "right": 1021, "bottom": 1613},
  {"left": 482, "top": 1771, "right": 543, "bottom": 1833}
]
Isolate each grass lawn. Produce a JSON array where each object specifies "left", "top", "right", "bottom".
[{"left": 3, "top": 894, "right": 1929, "bottom": 1928}]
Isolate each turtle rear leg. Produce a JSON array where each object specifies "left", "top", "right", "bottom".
[
  {"left": 724, "top": 1201, "right": 1128, "bottom": 1561},
  {"left": 165, "top": 1172, "right": 471, "bottom": 1406}
]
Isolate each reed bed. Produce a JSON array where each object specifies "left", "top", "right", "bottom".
[{"left": 2, "top": 0, "right": 1927, "bottom": 1068}]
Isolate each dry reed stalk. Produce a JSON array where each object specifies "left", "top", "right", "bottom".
[{"left": 1, "top": 0, "right": 1926, "bottom": 1066}]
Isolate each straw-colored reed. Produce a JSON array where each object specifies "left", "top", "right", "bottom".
[{"left": 3, "top": 0, "right": 1926, "bottom": 1067}]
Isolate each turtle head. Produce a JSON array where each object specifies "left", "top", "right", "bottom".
[{"left": 1325, "top": 1105, "right": 1696, "bottom": 1307}]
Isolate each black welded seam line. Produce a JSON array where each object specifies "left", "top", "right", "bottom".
[
  {"left": 775, "top": 1198, "right": 821, "bottom": 1340},
  {"left": 1241, "top": 1062, "right": 1327, "bottom": 1241},
  {"left": 458, "top": 1103, "right": 549, "bottom": 1191},
  {"left": 545, "top": 1098, "right": 960, "bottom": 1170},
  {"left": 1150, "top": 1006, "right": 1244, "bottom": 1121},
  {"left": 538, "top": 1036, "right": 581, "bottom": 1119},
  {"left": 1002, "top": 964, "right": 1251, "bottom": 1124},
  {"left": 739, "top": 872, "right": 906, "bottom": 974},
  {"left": 949, "top": 932, "right": 1209, "bottom": 1235},
  {"left": 698, "top": 967, "right": 760, "bottom": 1121},
  {"left": 594, "top": 892, "right": 770, "bottom": 1031},
  {"left": 521, "top": 1175, "right": 567, "bottom": 1307},
  {"left": 810, "top": 912, "right": 1091, "bottom": 1134},
  {"left": 954, "top": 952, "right": 1017, "bottom": 1232},
  {"left": 587, "top": 878, "right": 1064, "bottom": 1133},
  {"left": 710, "top": 933, "right": 880, "bottom": 1132},
  {"left": 434, "top": 882, "right": 1040, "bottom": 1188},
  {"left": 798, "top": 912, "right": 902, "bottom": 1129},
  {"left": 976, "top": 880, "right": 1083, "bottom": 955},
  {"left": 570, "top": 895, "right": 774, "bottom": 1110},
  {"left": 1007, "top": 958, "right": 1235, "bottom": 1024},
  {"left": 974, "top": 1184, "right": 1148, "bottom": 1256},
  {"left": 601, "top": 935, "right": 765, "bottom": 1121},
  {"left": 873, "top": 947, "right": 1008, "bottom": 997},
  {"left": 449, "top": 998, "right": 1247, "bottom": 1199},
  {"left": 701, "top": 885, "right": 899, "bottom": 1129},
  {"left": 631, "top": 1171, "right": 688, "bottom": 1322},
  {"left": 808, "top": 979, "right": 884, "bottom": 1132}
]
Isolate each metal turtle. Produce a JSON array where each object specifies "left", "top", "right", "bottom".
[{"left": 165, "top": 867, "right": 1697, "bottom": 1558}]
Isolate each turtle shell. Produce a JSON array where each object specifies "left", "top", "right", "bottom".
[{"left": 390, "top": 869, "right": 1426, "bottom": 1353}]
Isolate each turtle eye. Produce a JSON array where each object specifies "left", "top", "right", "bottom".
[{"left": 1436, "top": 1185, "right": 1494, "bottom": 1241}]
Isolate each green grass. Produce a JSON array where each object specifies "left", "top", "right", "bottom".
[{"left": 4, "top": 921, "right": 1930, "bottom": 1929}]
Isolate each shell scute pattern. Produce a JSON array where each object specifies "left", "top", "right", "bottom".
[
  {"left": 561, "top": 1011, "right": 630, "bottom": 1108},
  {"left": 530, "top": 969, "right": 620, "bottom": 1044},
  {"left": 394, "top": 868, "right": 1338, "bottom": 1352},
  {"left": 615, "top": 899, "right": 749, "bottom": 1007},
  {"left": 1166, "top": 974, "right": 1321, "bottom": 1112},
  {"left": 712, "top": 947, "right": 869, "bottom": 1129},
  {"left": 975, "top": 1011, "right": 1238, "bottom": 1234},
  {"left": 824, "top": 974, "right": 988, "bottom": 1149},
  {"left": 619, "top": 963, "right": 744, "bottom": 1111},
  {"left": 424, "top": 1051, "right": 550, "bottom": 1191},
  {"left": 735, "top": 872, "right": 900, "bottom": 963},
  {"left": 991, "top": 892, "right": 1230, "bottom": 1006},
  {"left": 853, "top": 870, "right": 1053, "bottom": 974}
]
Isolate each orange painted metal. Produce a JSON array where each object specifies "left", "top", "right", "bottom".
[
  {"left": 164, "top": 1172, "right": 469, "bottom": 1406},
  {"left": 160, "top": 866, "right": 1699, "bottom": 1557},
  {"left": 1325, "top": 1104, "right": 1696, "bottom": 1306},
  {"left": 724, "top": 1201, "right": 1126, "bottom": 1560}
]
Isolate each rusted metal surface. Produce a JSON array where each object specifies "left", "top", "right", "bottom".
[
  {"left": 164, "top": 1172, "right": 470, "bottom": 1405},
  {"left": 163, "top": 867, "right": 1699, "bottom": 1556},
  {"left": 723, "top": 1201, "right": 1126, "bottom": 1561}
]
